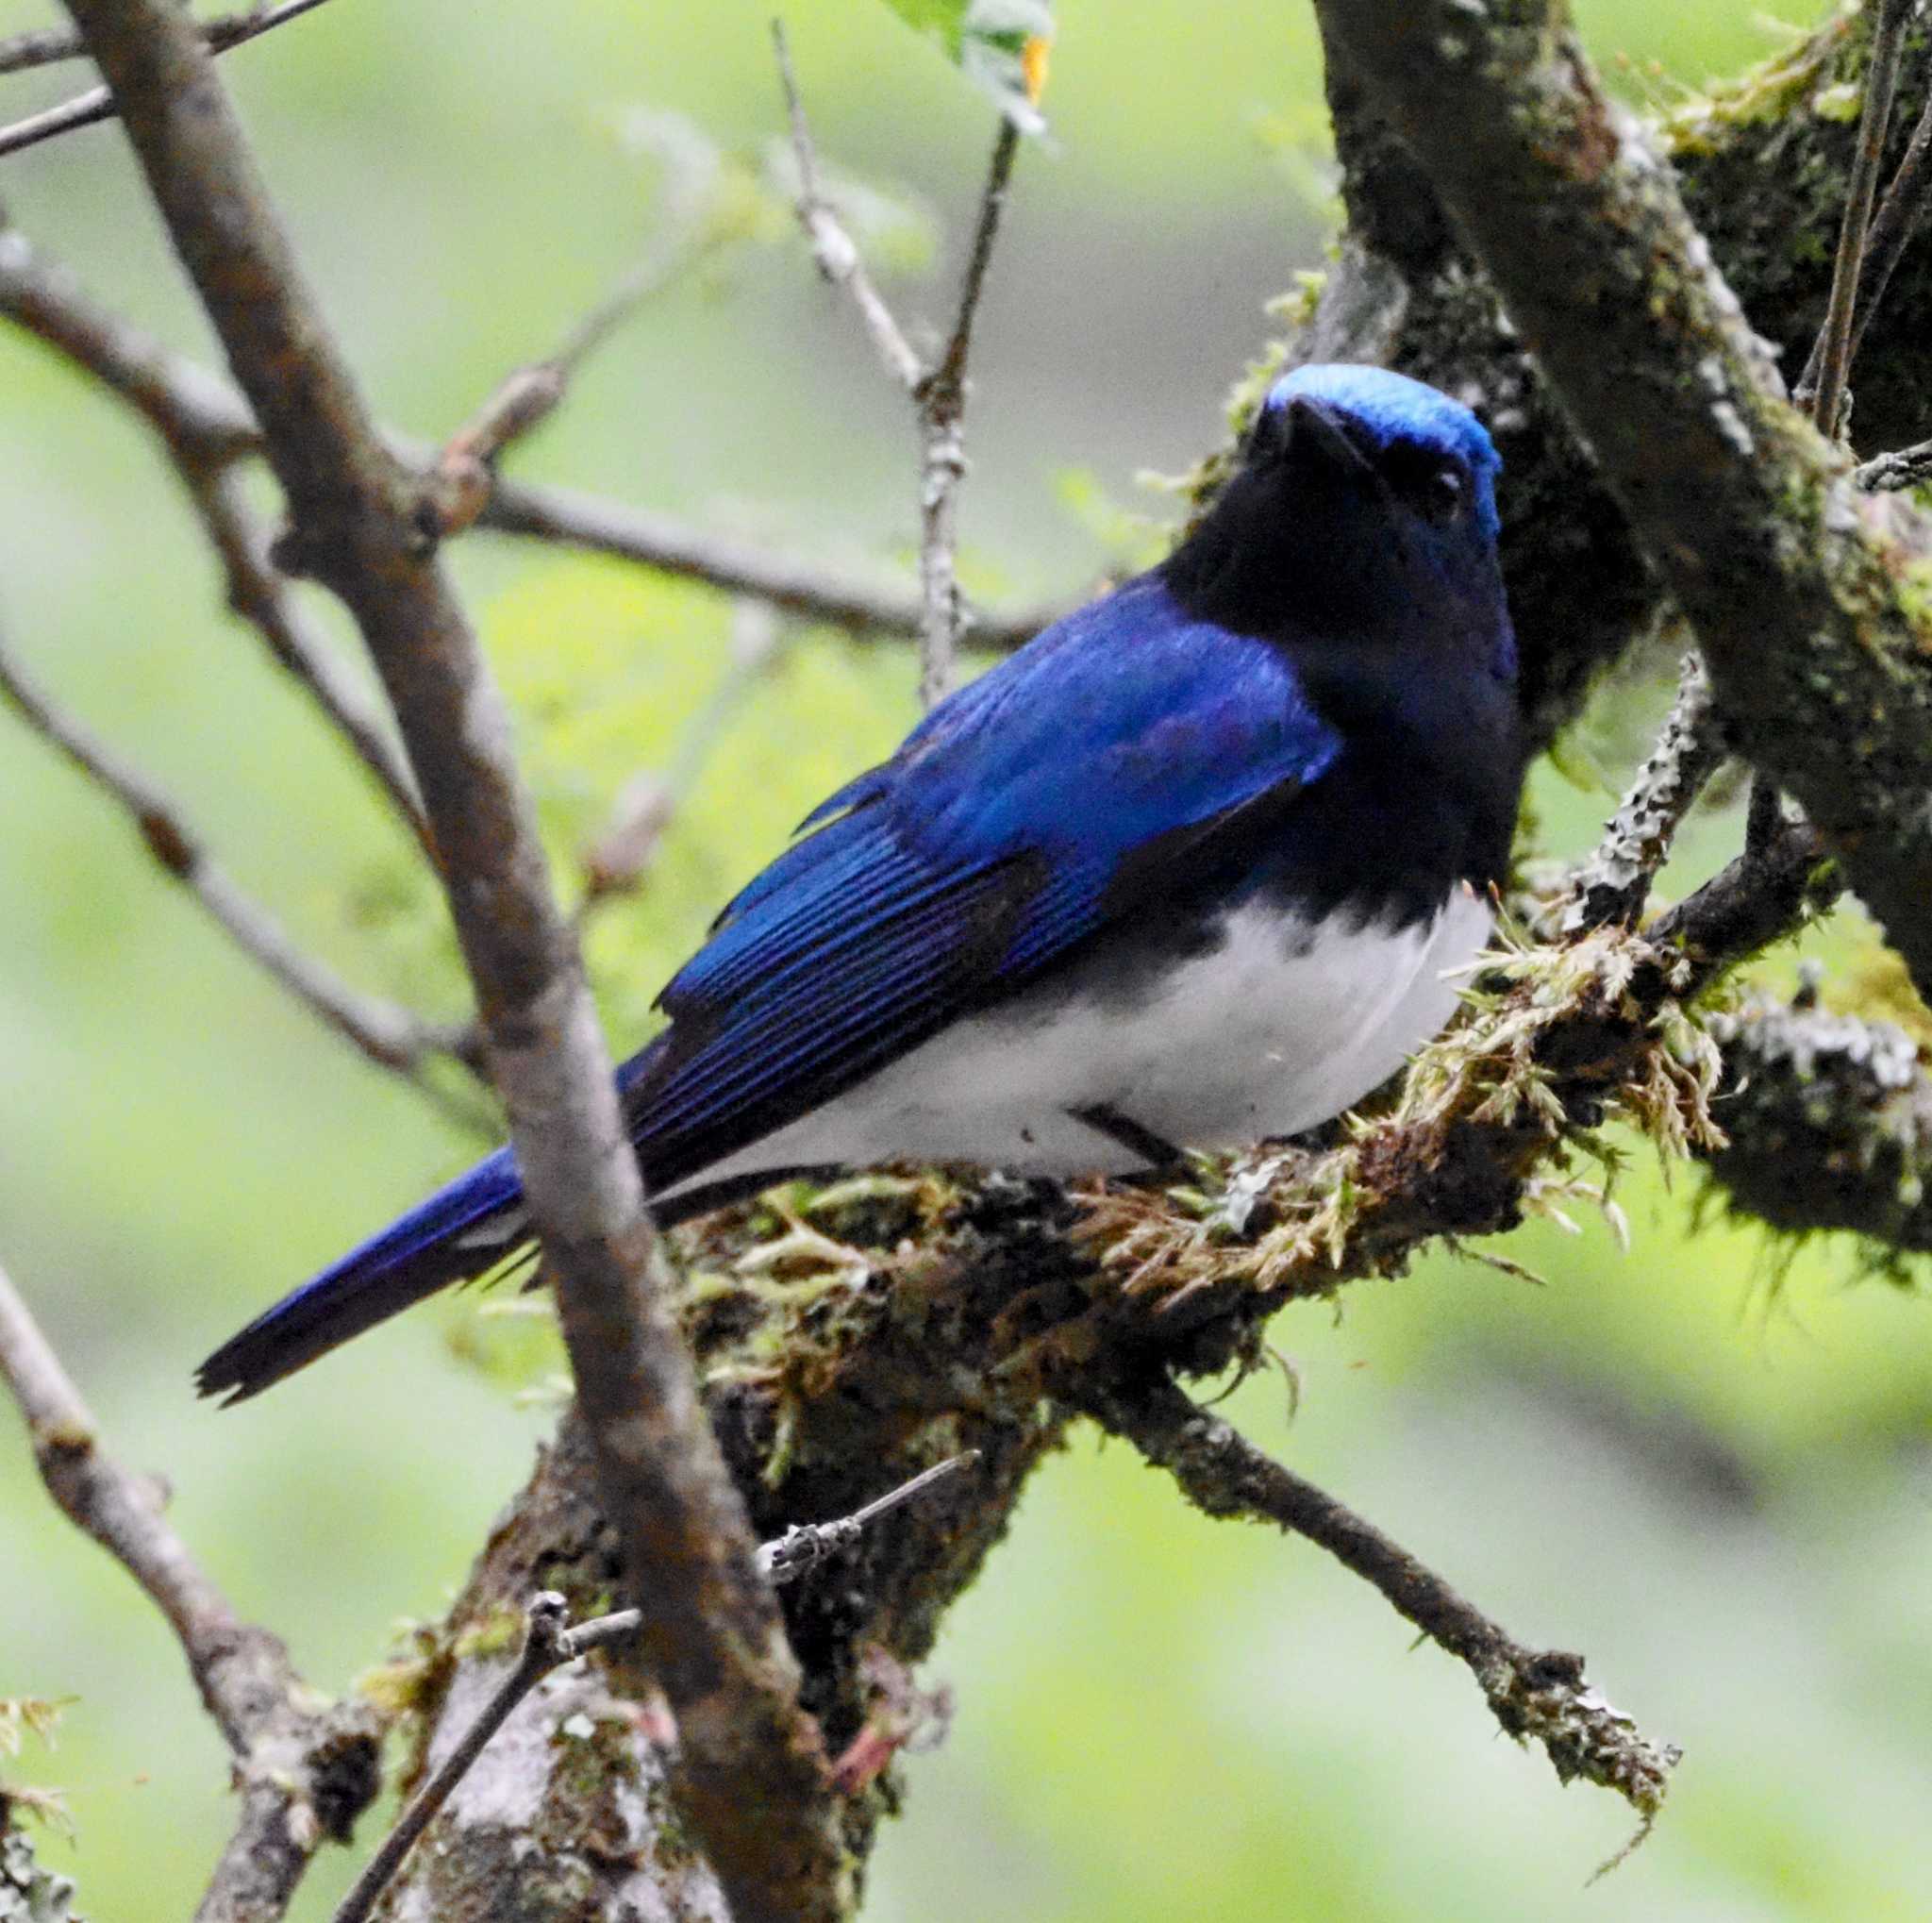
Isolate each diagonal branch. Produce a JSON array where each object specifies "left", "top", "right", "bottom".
[
  {"left": 772, "top": 22, "right": 924, "bottom": 392},
  {"left": 432, "top": 229, "right": 728, "bottom": 539},
  {"left": 186, "top": 464, "right": 432, "bottom": 851},
  {"left": 1795, "top": 0, "right": 1916, "bottom": 434},
  {"left": 0, "top": 226, "right": 1050, "bottom": 651},
  {"left": 1084, "top": 1376, "right": 1677, "bottom": 1848},
  {"left": 336, "top": 1453, "right": 976, "bottom": 1923},
  {"left": 0, "top": 0, "right": 337, "bottom": 160},
  {"left": 0, "top": 618, "right": 476, "bottom": 1098},
  {"left": 0, "top": 1258, "right": 383, "bottom": 1923},
  {"left": 58, "top": 4, "right": 847, "bottom": 1915},
  {"left": 1563, "top": 650, "right": 1724, "bottom": 933},
  {"left": 1313, "top": 0, "right": 1932, "bottom": 1006},
  {"left": 774, "top": 25, "right": 1023, "bottom": 703},
  {"left": 0, "top": 226, "right": 431, "bottom": 846},
  {"left": 912, "top": 117, "right": 1021, "bottom": 706}
]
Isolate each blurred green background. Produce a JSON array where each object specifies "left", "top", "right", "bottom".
[{"left": 7, "top": 1, "right": 1931, "bottom": 1918}]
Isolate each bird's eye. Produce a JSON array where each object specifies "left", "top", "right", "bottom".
[{"left": 1422, "top": 464, "right": 1466, "bottom": 524}]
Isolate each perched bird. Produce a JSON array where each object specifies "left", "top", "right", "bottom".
[{"left": 198, "top": 363, "right": 1522, "bottom": 1403}]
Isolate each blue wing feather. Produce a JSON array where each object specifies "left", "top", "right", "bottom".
[
  {"left": 627, "top": 576, "right": 1341, "bottom": 1185},
  {"left": 201, "top": 573, "right": 1342, "bottom": 1399}
]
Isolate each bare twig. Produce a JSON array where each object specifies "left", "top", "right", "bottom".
[
  {"left": 0, "top": 225, "right": 256, "bottom": 460},
  {"left": 1086, "top": 1376, "right": 1678, "bottom": 1852},
  {"left": 1796, "top": 0, "right": 1925, "bottom": 421},
  {"left": 0, "top": 621, "right": 477, "bottom": 1096},
  {"left": 914, "top": 117, "right": 1021, "bottom": 706},
  {"left": 480, "top": 472, "right": 1050, "bottom": 647},
  {"left": 188, "top": 465, "right": 432, "bottom": 849},
  {"left": 0, "top": 1258, "right": 383, "bottom": 1923},
  {"left": 1800, "top": 0, "right": 1914, "bottom": 434},
  {"left": 433, "top": 231, "right": 725, "bottom": 538},
  {"left": 62, "top": 4, "right": 846, "bottom": 1914},
  {"left": 1564, "top": 651, "right": 1724, "bottom": 931},
  {"left": 329, "top": 1596, "right": 639, "bottom": 1923},
  {"left": 757, "top": 1448, "right": 978, "bottom": 1585},
  {"left": 772, "top": 21, "right": 924, "bottom": 393},
  {"left": 1752, "top": 0, "right": 1917, "bottom": 860},
  {"left": 578, "top": 599, "right": 786, "bottom": 915},
  {"left": 1, "top": 0, "right": 334, "bottom": 79},
  {"left": 0, "top": 228, "right": 433, "bottom": 845},
  {"left": 773, "top": 29, "right": 1022, "bottom": 706},
  {"left": 1854, "top": 435, "right": 1932, "bottom": 493},
  {"left": 0, "top": 0, "right": 337, "bottom": 160},
  {"left": 1848, "top": 83, "right": 1932, "bottom": 376},
  {"left": 0, "top": 226, "right": 1051, "bottom": 650},
  {"left": 335, "top": 1453, "right": 979, "bottom": 1923}
]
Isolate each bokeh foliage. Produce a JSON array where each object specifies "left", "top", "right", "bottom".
[{"left": 8, "top": 2, "right": 1932, "bottom": 1919}]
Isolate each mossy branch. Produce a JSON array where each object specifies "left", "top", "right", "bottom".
[
  {"left": 1705, "top": 993, "right": 1932, "bottom": 1258},
  {"left": 1311, "top": 0, "right": 1932, "bottom": 1006}
]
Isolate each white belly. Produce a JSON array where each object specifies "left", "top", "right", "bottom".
[{"left": 667, "top": 884, "right": 1490, "bottom": 1192}]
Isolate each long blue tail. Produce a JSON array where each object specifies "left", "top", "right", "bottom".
[{"left": 196, "top": 1148, "right": 527, "bottom": 1403}]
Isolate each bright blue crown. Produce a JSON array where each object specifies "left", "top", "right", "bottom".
[{"left": 1265, "top": 363, "right": 1501, "bottom": 539}]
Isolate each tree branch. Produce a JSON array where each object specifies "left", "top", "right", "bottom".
[
  {"left": 0, "top": 226, "right": 1051, "bottom": 652},
  {"left": 772, "top": 23, "right": 924, "bottom": 393},
  {"left": 1563, "top": 651, "right": 1724, "bottom": 932},
  {"left": 58, "top": 3, "right": 846, "bottom": 1915},
  {"left": 1854, "top": 435, "right": 1932, "bottom": 493},
  {"left": 431, "top": 229, "right": 727, "bottom": 539},
  {"left": 0, "top": 1258, "right": 382, "bottom": 1923},
  {"left": 0, "top": 227, "right": 432, "bottom": 847},
  {"left": 913, "top": 118, "right": 1020, "bottom": 706},
  {"left": 1705, "top": 992, "right": 1932, "bottom": 1256},
  {"left": 0, "top": 616, "right": 476, "bottom": 1096},
  {"left": 0, "top": 0, "right": 337, "bottom": 160},
  {"left": 1084, "top": 1376, "right": 1677, "bottom": 1848},
  {"left": 1312, "top": 0, "right": 1932, "bottom": 1006},
  {"left": 336, "top": 1453, "right": 975, "bottom": 1923},
  {"left": 1795, "top": 0, "right": 1923, "bottom": 424},
  {"left": 774, "top": 26, "right": 1022, "bottom": 704},
  {"left": 1799, "top": 0, "right": 1915, "bottom": 429}
]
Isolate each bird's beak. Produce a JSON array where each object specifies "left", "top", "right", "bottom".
[{"left": 1285, "top": 394, "right": 1376, "bottom": 480}]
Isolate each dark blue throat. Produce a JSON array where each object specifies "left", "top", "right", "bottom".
[{"left": 1156, "top": 454, "right": 1523, "bottom": 932}]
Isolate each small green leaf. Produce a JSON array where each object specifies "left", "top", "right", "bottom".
[{"left": 874, "top": 0, "right": 1055, "bottom": 132}]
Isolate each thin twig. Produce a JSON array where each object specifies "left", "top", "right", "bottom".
[
  {"left": 0, "top": 0, "right": 337, "bottom": 160},
  {"left": 0, "top": 1258, "right": 383, "bottom": 1923},
  {"left": 0, "top": 227, "right": 437, "bottom": 850},
  {"left": 1854, "top": 435, "right": 1932, "bottom": 492},
  {"left": 1796, "top": 0, "right": 1915, "bottom": 434},
  {"left": 0, "top": 226, "right": 1051, "bottom": 650},
  {"left": 771, "top": 20, "right": 924, "bottom": 393},
  {"left": 1, "top": 0, "right": 334, "bottom": 78},
  {"left": 772, "top": 31, "right": 1023, "bottom": 706},
  {"left": 1086, "top": 1375, "right": 1678, "bottom": 1861},
  {"left": 334, "top": 1452, "right": 979, "bottom": 1923},
  {"left": 188, "top": 465, "right": 433, "bottom": 850},
  {"left": 1847, "top": 82, "right": 1932, "bottom": 374},
  {"left": 757, "top": 1448, "right": 978, "bottom": 1585},
  {"left": 0, "top": 622, "right": 479, "bottom": 1100},
  {"left": 1753, "top": 0, "right": 1916, "bottom": 859},
  {"left": 914, "top": 117, "right": 1021, "bottom": 707},
  {"left": 578, "top": 599, "right": 787, "bottom": 916},
  {"left": 1563, "top": 654, "right": 1724, "bottom": 932},
  {"left": 433, "top": 231, "right": 726, "bottom": 538},
  {"left": 65, "top": 3, "right": 847, "bottom": 1912},
  {"left": 481, "top": 472, "right": 1050, "bottom": 647}
]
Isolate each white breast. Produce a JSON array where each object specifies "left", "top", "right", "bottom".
[{"left": 666, "top": 883, "right": 1491, "bottom": 1195}]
